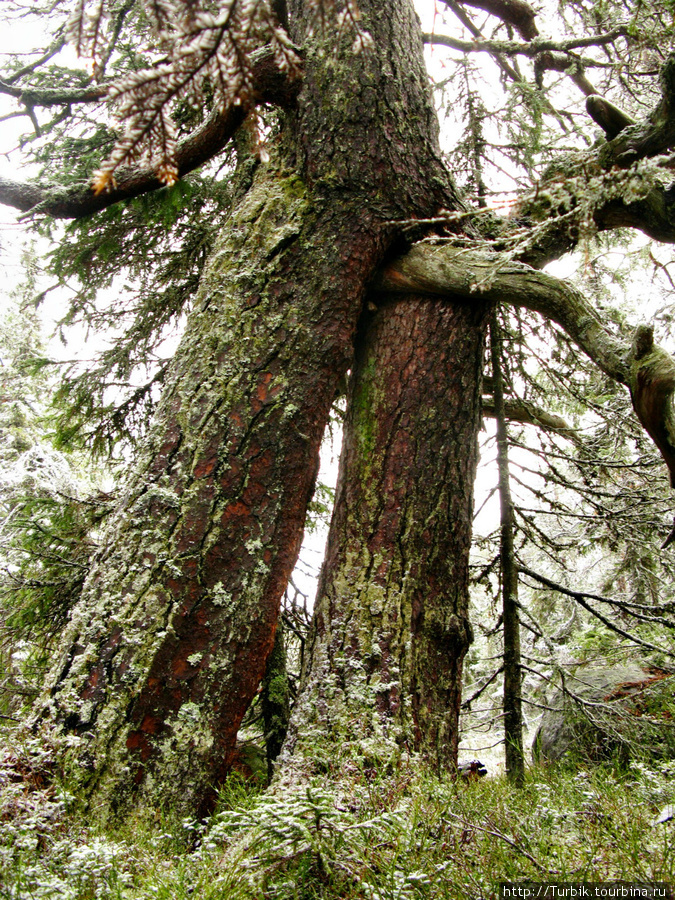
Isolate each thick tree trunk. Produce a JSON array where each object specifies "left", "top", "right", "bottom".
[
  {"left": 34, "top": 0, "right": 460, "bottom": 818},
  {"left": 279, "top": 295, "right": 486, "bottom": 777}
]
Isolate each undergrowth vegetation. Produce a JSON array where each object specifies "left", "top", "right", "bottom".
[{"left": 1, "top": 723, "right": 673, "bottom": 899}]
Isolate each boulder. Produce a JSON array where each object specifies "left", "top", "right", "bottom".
[{"left": 532, "top": 663, "right": 674, "bottom": 764}]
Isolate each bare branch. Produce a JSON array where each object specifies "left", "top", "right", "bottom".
[
  {"left": 462, "top": 666, "right": 504, "bottom": 709},
  {"left": 483, "top": 395, "right": 580, "bottom": 443},
  {"left": 518, "top": 565, "right": 675, "bottom": 656},
  {"left": 422, "top": 31, "right": 621, "bottom": 64}
]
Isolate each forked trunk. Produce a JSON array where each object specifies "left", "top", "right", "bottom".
[{"left": 34, "top": 0, "right": 462, "bottom": 818}]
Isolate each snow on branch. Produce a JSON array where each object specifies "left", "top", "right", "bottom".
[
  {"left": 0, "top": 45, "right": 299, "bottom": 218},
  {"left": 68, "top": 0, "right": 301, "bottom": 191}
]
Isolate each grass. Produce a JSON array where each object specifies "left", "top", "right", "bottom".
[{"left": 1, "top": 726, "right": 674, "bottom": 899}]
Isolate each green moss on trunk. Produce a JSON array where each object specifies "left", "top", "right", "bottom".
[{"left": 281, "top": 296, "right": 487, "bottom": 777}]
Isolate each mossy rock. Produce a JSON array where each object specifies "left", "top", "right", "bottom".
[{"left": 532, "top": 663, "right": 675, "bottom": 766}]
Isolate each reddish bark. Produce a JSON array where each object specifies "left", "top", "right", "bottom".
[
  {"left": 282, "top": 295, "right": 486, "bottom": 773},
  {"left": 36, "top": 0, "right": 464, "bottom": 818}
]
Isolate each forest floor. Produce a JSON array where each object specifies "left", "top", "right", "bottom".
[{"left": 1, "top": 724, "right": 674, "bottom": 899}]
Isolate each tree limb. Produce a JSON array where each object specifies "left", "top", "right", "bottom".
[
  {"left": 518, "top": 565, "right": 675, "bottom": 655},
  {"left": 450, "top": 0, "right": 539, "bottom": 40},
  {"left": 422, "top": 32, "right": 617, "bottom": 65},
  {"left": 599, "top": 55, "right": 675, "bottom": 168},
  {"left": 442, "top": 0, "right": 524, "bottom": 85},
  {"left": 628, "top": 324, "right": 675, "bottom": 487},
  {"left": 425, "top": 30, "right": 606, "bottom": 95},
  {"left": 586, "top": 94, "right": 635, "bottom": 140},
  {"left": 4, "top": 34, "right": 67, "bottom": 86},
  {"left": 0, "top": 80, "right": 108, "bottom": 106},
  {"left": 482, "top": 395, "right": 580, "bottom": 443},
  {"left": 376, "top": 243, "right": 675, "bottom": 485},
  {"left": 0, "top": 46, "right": 301, "bottom": 219},
  {"left": 507, "top": 54, "right": 675, "bottom": 265},
  {"left": 462, "top": 666, "right": 504, "bottom": 709},
  {"left": 376, "top": 244, "right": 628, "bottom": 380},
  {"left": 518, "top": 564, "right": 675, "bottom": 618},
  {"left": 534, "top": 51, "right": 597, "bottom": 97}
]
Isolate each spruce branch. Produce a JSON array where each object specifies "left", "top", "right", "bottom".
[
  {"left": 0, "top": 45, "right": 300, "bottom": 218},
  {"left": 518, "top": 565, "right": 675, "bottom": 657},
  {"left": 4, "top": 34, "right": 68, "bottom": 86},
  {"left": 63, "top": 0, "right": 301, "bottom": 190}
]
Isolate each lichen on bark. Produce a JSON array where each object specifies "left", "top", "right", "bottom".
[
  {"left": 279, "top": 295, "right": 486, "bottom": 779},
  {"left": 33, "top": 0, "right": 467, "bottom": 820}
]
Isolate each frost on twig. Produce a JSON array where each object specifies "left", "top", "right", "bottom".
[{"left": 68, "top": 0, "right": 301, "bottom": 191}]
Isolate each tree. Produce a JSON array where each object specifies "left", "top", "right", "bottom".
[{"left": 2, "top": 0, "right": 675, "bottom": 821}]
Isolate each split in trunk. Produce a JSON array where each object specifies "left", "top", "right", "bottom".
[{"left": 32, "top": 0, "right": 462, "bottom": 820}]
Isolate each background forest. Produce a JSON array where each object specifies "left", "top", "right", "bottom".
[{"left": 2, "top": 0, "right": 675, "bottom": 896}]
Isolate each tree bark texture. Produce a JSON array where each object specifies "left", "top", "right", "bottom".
[
  {"left": 34, "top": 0, "right": 461, "bottom": 819},
  {"left": 279, "top": 295, "right": 486, "bottom": 778}
]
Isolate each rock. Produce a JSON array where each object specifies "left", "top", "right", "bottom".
[{"left": 532, "top": 663, "right": 674, "bottom": 765}]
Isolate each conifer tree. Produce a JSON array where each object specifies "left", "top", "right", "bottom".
[{"left": 1, "top": 0, "right": 675, "bottom": 817}]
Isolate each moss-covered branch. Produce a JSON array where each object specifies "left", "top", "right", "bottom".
[
  {"left": 376, "top": 245, "right": 627, "bottom": 381},
  {"left": 376, "top": 243, "right": 675, "bottom": 486}
]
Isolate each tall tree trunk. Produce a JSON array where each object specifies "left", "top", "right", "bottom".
[
  {"left": 279, "top": 295, "right": 486, "bottom": 777},
  {"left": 33, "top": 0, "right": 460, "bottom": 819},
  {"left": 489, "top": 309, "right": 525, "bottom": 785}
]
